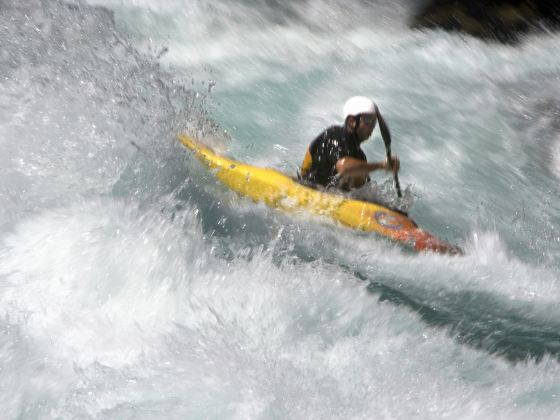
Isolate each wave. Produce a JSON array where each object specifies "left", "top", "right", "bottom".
[{"left": 2, "top": 1, "right": 560, "bottom": 418}]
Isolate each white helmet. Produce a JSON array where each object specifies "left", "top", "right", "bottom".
[{"left": 342, "top": 96, "right": 376, "bottom": 120}]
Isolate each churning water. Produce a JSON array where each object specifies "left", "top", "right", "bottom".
[{"left": 1, "top": 0, "right": 560, "bottom": 418}]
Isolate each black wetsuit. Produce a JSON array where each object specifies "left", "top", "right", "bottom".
[{"left": 301, "top": 125, "right": 367, "bottom": 188}]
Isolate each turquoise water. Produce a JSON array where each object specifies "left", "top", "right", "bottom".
[{"left": 1, "top": 0, "right": 560, "bottom": 418}]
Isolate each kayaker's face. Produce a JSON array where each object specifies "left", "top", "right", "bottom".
[{"left": 356, "top": 113, "right": 376, "bottom": 142}]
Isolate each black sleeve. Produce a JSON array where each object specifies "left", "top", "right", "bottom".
[
  {"left": 321, "top": 126, "right": 347, "bottom": 167},
  {"left": 305, "top": 126, "right": 348, "bottom": 185}
]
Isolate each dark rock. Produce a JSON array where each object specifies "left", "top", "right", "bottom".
[{"left": 411, "top": 0, "right": 560, "bottom": 43}]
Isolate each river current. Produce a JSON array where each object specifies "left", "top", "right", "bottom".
[{"left": 1, "top": 0, "right": 560, "bottom": 418}]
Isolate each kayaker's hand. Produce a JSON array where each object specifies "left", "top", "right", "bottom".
[{"left": 383, "top": 156, "right": 400, "bottom": 174}]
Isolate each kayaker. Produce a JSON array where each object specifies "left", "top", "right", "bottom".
[{"left": 299, "top": 96, "right": 399, "bottom": 190}]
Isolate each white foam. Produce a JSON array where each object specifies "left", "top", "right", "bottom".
[{"left": 2, "top": 0, "right": 560, "bottom": 417}]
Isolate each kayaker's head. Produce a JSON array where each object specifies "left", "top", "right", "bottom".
[{"left": 343, "top": 96, "right": 377, "bottom": 142}]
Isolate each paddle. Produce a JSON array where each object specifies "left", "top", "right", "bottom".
[{"left": 376, "top": 109, "right": 402, "bottom": 198}]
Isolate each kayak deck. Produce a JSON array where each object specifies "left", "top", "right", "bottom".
[{"left": 178, "top": 134, "right": 462, "bottom": 255}]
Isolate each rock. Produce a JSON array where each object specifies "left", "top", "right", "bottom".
[{"left": 411, "top": 0, "right": 560, "bottom": 43}]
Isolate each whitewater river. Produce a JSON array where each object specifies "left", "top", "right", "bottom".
[{"left": 1, "top": 0, "right": 560, "bottom": 418}]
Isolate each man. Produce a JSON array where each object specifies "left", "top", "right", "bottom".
[{"left": 300, "top": 96, "right": 399, "bottom": 191}]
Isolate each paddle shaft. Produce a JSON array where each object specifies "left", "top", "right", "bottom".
[
  {"left": 385, "top": 145, "right": 402, "bottom": 198},
  {"left": 377, "top": 111, "right": 402, "bottom": 198}
]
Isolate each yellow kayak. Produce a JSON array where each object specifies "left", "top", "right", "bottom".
[{"left": 178, "top": 133, "right": 461, "bottom": 255}]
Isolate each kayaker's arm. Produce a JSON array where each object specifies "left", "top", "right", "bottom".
[{"left": 336, "top": 156, "right": 399, "bottom": 178}]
